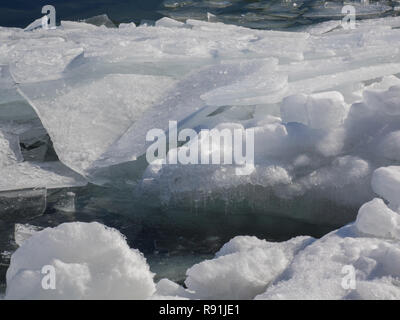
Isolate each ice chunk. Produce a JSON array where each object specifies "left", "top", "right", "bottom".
[
  {"left": 53, "top": 192, "right": 76, "bottom": 213},
  {"left": 9, "top": 41, "right": 84, "bottom": 84},
  {"left": 356, "top": 198, "right": 400, "bottom": 240},
  {"left": 281, "top": 91, "right": 347, "bottom": 130},
  {"left": 1, "top": 119, "right": 86, "bottom": 192},
  {"left": 371, "top": 166, "right": 400, "bottom": 209},
  {"left": 6, "top": 222, "right": 155, "bottom": 299},
  {"left": 0, "top": 162, "right": 87, "bottom": 192},
  {"left": 155, "top": 17, "right": 186, "bottom": 28},
  {"left": 154, "top": 278, "right": 193, "bottom": 299},
  {"left": 83, "top": 14, "right": 116, "bottom": 28},
  {"left": 364, "top": 86, "right": 400, "bottom": 116},
  {"left": 18, "top": 74, "right": 175, "bottom": 177},
  {"left": 185, "top": 236, "right": 313, "bottom": 300},
  {"left": 380, "top": 131, "right": 400, "bottom": 161},
  {"left": 98, "top": 59, "right": 272, "bottom": 170},
  {"left": 14, "top": 224, "right": 42, "bottom": 247},
  {"left": 0, "top": 130, "right": 23, "bottom": 166},
  {"left": 118, "top": 22, "right": 136, "bottom": 29},
  {"left": 0, "top": 188, "right": 47, "bottom": 222},
  {"left": 201, "top": 60, "right": 288, "bottom": 106},
  {"left": 24, "top": 17, "right": 47, "bottom": 32}
]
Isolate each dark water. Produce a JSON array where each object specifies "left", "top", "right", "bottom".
[
  {"left": 0, "top": 0, "right": 164, "bottom": 28},
  {"left": 1, "top": 0, "right": 399, "bottom": 29}
]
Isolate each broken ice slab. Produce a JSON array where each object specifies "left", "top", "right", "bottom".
[
  {"left": 0, "top": 188, "right": 47, "bottom": 222},
  {"left": 24, "top": 17, "right": 48, "bottom": 32},
  {"left": 52, "top": 191, "right": 76, "bottom": 213},
  {"left": 95, "top": 59, "right": 275, "bottom": 171},
  {"left": 17, "top": 73, "right": 176, "bottom": 177},
  {"left": 4, "top": 38, "right": 84, "bottom": 84},
  {"left": 83, "top": 14, "right": 116, "bottom": 28},
  {"left": 0, "top": 130, "right": 23, "bottom": 166},
  {"left": 0, "top": 161, "right": 87, "bottom": 193}
]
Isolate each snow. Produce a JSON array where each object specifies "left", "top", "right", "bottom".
[{"left": 5, "top": 222, "right": 155, "bottom": 300}]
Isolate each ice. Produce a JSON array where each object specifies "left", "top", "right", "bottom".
[
  {"left": 0, "top": 130, "right": 23, "bottom": 166},
  {"left": 0, "top": 161, "right": 87, "bottom": 192},
  {"left": 5, "top": 222, "right": 155, "bottom": 299},
  {"left": 364, "top": 85, "right": 400, "bottom": 116},
  {"left": 24, "top": 17, "right": 47, "bottom": 32},
  {"left": 252, "top": 166, "right": 400, "bottom": 299},
  {"left": 380, "top": 131, "right": 400, "bottom": 161},
  {"left": 281, "top": 91, "right": 347, "bottom": 129},
  {"left": 0, "top": 125, "right": 87, "bottom": 192},
  {"left": 98, "top": 59, "right": 272, "bottom": 170},
  {"left": 4, "top": 165, "right": 400, "bottom": 300},
  {"left": 18, "top": 74, "right": 175, "bottom": 177},
  {"left": 136, "top": 52, "right": 400, "bottom": 224},
  {"left": 371, "top": 166, "right": 400, "bottom": 210},
  {"left": 356, "top": 198, "right": 400, "bottom": 240},
  {"left": 83, "top": 14, "right": 116, "bottom": 28},
  {"left": 2, "top": 16, "right": 399, "bottom": 188},
  {"left": 0, "top": 188, "right": 47, "bottom": 222},
  {"left": 155, "top": 17, "right": 186, "bottom": 28},
  {"left": 184, "top": 236, "right": 313, "bottom": 299},
  {"left": 119, "top": 22, "right": 137, "bottom": 29},
  {"left": 14, "top": 224, "right": 42, "bottom": 247},
  {"left": 2, "top": 15, "right": 400, "bottom": 299},
  {"left": 154, "top": 278, "right": 193, "bottom": 299}
]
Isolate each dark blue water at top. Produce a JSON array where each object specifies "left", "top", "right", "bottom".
[{"left": 0, "top": 0, "right": 399, "bottom": 30}]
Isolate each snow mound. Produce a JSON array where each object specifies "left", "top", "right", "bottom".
[{"left": 5, "top": 222, "right": 155, "bottom": 300}]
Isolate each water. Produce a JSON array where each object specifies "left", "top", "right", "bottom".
[{"left": 1, "top": 0, "right": 399, "bottom": 29}]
